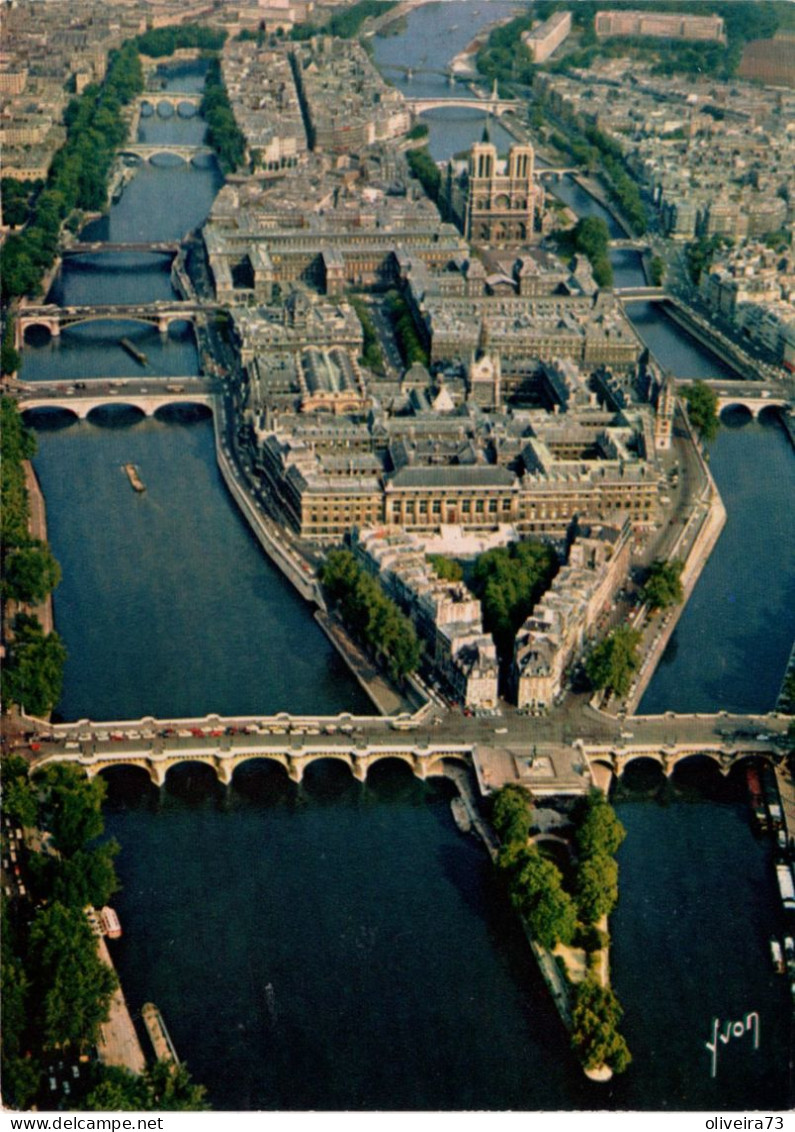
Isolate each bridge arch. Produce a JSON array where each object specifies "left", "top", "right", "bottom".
[
  {"left": 364, "top": 751, "right": 418, "bottom": 779},
  {"left": 758, "top": 404, "right": 788, "bottom": 426},
  {"left": 300, "top": 751, "right": 359, "bottom": 786},
  {"left": 86, "top": 402, "right": 147, "bottom": 424},
  {"left": 719, "top": 402, "right": 753, "bottom": 424},
  {"left": 425, "top": 751, "right": 470, "bottom": 776},
  {"left": 95, "top": 762, "right": 159, "bottom": 795},
  {"left": 669, "top": 750, "right": 725, "bottom": 780},
  {"left": 21, "top": 405, "right": 81, "bottom": 427},
  {"left": 228, "top": 752, "right": 292, "bottom": 781},
  {"left": 162, "top": 757, "right": 224, "bottom": 792}
]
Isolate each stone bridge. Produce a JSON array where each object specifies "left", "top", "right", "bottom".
[
  {"left": 118, "top": 144, "right": 214, "bottom": 164},
  {"left": 62, "top": 242, "right": 181, "bottom": 258},
  {"left": 609, "top": 239, "right": 652, "bottom": 252},
  {"left": 19, "top": 707, "right": 787, "bottom": 792},
  {"left": 672, "top": 378, "right": 793, "bottom": 419},
  {"left": 27, "top": 718, "right": 471, "bottom": 788},
  {"left": 138, "top": 92, "right": 202, "bottom": 111},
  {"left": 613, "top": 286, "right": 667, "bottom": 302},
  {"left": 405, "top": 95, "right": 521, "bottom": 118},
  {"left": 16, "top": 301, "right": 218, "bottom": 344},
  {"left": 581, "top": 738, "right": 784, "bottom": 779},
  {"left": 18, "top": 387, "right": 215, "bottom": 421}
]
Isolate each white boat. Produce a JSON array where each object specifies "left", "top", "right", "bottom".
[
  {"left": 100, "top": 906, "right": 122, "bottom": 939},
  {"left": 771, "top": 938, "right": 785, "bottom": 974}
]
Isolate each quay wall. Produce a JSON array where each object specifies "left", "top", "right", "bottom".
[
  {"left": 96, "top": 934, "right": 147, "bottom": 1076},
  {"left": 211, "top": 403, "right": 323, "bottom": 606},
  {"left": 627, "top": 406, "right": 727, "bottom": 713},
  {"left": 571, "top": 173, "right": 634, "bottom": 237},
  {"left": 662, "top": 301, "right": 757, "bottom": 381},
  {"left": 23, "top": 460, "right": 54, "bottom": 636}
]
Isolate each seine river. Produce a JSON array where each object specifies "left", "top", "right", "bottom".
[{"left": 18, "top": 6, "right": 794, "bottom": 1110}]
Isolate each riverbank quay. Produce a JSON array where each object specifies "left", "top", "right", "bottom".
[
  {"left": 314, "top": 610, "right": 414, "bottom": 716},
  {"left": 662, "top": 298, "right": 780, "bottom": 383},
  {"left": 22, "top": 459, "right": 54, "bottom": 636},
  {"left": 212, "top": 398, "right": 322, "bottom": 606},
  {"left": 572, "top": 173, "right": 634, "bottom": 239},
  {"left": 95, "top": 934, "right": 147, "bottom": 1076},
  {"left": 621, "top": 404, "right": 727, "bottom": 714}
]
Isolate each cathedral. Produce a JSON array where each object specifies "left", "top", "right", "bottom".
[{"left": 445, "top": 139, "right": 542, "bottom": 245}]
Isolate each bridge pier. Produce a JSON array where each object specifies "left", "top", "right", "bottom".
[
  {"left": 216, "top": 761, "right": 234, "bottom": 787},
  {"left": 351, "top": 759, "right": 367, "bottom": 783},
  {"left": 149, "top": 762, "right": 167, "bottom": 788},
  {"left": 287, "top": 759, "right": 304, "bottom": 784}
]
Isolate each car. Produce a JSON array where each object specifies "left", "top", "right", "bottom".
[{"left": 494, "top": 727, "right": 508, "bottom": 734}]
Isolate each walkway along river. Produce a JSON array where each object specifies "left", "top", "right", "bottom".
[{"left": 16, "top": 19, "right": 795, "bottom": 1109}]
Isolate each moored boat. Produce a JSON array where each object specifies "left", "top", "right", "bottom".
[
  {"left": 771, "top": 938, "right": 785, "bottom": 974},
  {"left": 100, "top": 905, "right": 122, "bottom": 938},
  {"left": 123, "top": 464, "right": 146, "bottom": 493}
]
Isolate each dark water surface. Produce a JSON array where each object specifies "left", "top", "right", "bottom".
[{"left": 32, "top": 416, "right": 369, "bottom": 721}]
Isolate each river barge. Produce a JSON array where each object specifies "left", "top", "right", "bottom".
[
  {"left": 746, "top": 764, "right": 768, "bottom": 832},
  {"left": 142, "top": 1002, "right": 180, "bottom": 1066},
  {"left": 123, "top": 464, "right": 146, "bottom": 493},
  {"left": 120, "top": 337, "right": 148, "bottom": 365}
]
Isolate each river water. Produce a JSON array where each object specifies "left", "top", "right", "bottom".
[{"left": 18, "top": 10, "right": 795, "bottom": 1111}]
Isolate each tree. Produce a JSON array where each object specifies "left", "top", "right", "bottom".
[
  {"left": 585, "top": 626, "right": 641, "bottom": 699},
  {"left": 492, "top": 784, "right": 533, "bottom": 848},
  {"left": 86, "top": 1067, "right": 149, "bottom": 1111},
  {"left": 1, "top": 315, "right": 21, "bottom": 376},
  {"left": 3, "top": 541, "right": 62, "bottom": 604},
  {"left": 28, "top": 903, "right": 117, "bottom": 1052},
  {"left": 34, "top": 841, "right": 121, "bottom": 909},
  {"left": 508, "top": 846, "right": 577, "bottom": 950},
  {"left": 427, "top": 555, "right": 463, "bottom": 583},
  {"left": 471, "top": 540, "right": 558, "bottom": 659},
  {"left": 35, "top": 764, "right": 107, "bottom": 857},
  {"left": 682, "top": 380, "right": 720, "bottom": 443},
  {"left": 575, "top": 791, "right": 626, "bottom": 858},
  {"left": 576, "top": 852, "right": 619, "bottom": 924},
  {"left": 642, "top": 558, "right": 684, "bottom": 611},
  {"left": 571, "top": 979, "right": 632, "bottom": 1074},
  {"left": 146, "top": 1060, "right": 210, "bottom": 1111},
  {"left": 649, "top": 255, "right": 666, "bottom": 286},
  {"left": 1, "top": 613, "right": 67, "bottom": 717}
]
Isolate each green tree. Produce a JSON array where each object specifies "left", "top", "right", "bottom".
[
  {"left": 575, "top": 791, "right": 626, "bottom": 858},
  {"left": 427, "top": 555, "right": 464, "bottom": 583},
  {"left": 28, "top": 903, "right": 117, "bottom": 1052},
  {"left": 471, "top": 539, "right": 558, "bottom": 659},
  {"left": 34, "top": 841, "right": 121, "bottom": 909},
  {"left": 642, "top": 558, "right": 684, "bottom": 610},
  {"left": 649, "top": 255, "right": 666, "bottom": 286},
  {"left": 508, "top": 846, "right": 578, "bottom": 950},
  {"left": 146, "top": 1060, "right": 210, "bottom": 1111},
  {"left": 571, "top": 978, "right": 632, "bottom": 1074},
  {"left": 321, "top": 550, "right": 421, "bottom": 681},
  {"left": 585, "top": 626, "right": 641, "bottom": 699},
  {"left": 576, "top": 852, "right": 619, "bottom": 924},
  {"left": 3, "top": 541, "right": 62, "bottom": 604},
  {"left": 682, "top": 380, "right": 719, "bottom": 443},
  {"left": 406, "top": 147, "right": 442, "bottom": 204},
  {"left": 86, "top": 1061, "right": 209, "bottom": 1111},
  {"left": 35, "top": 764, "right": 107, "bottom": 857},
  {"left": 1, "top": 613, "right": 67, "bottom": 717},
  {"left": 492, "top": 783, "right": 533, "bottom": 849},
  {"left": 85, "top": 1067, "right": 149, "bottom": 1111},
  {"left": 1, "top": 315, "right": 21, "bottom": 376}
]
